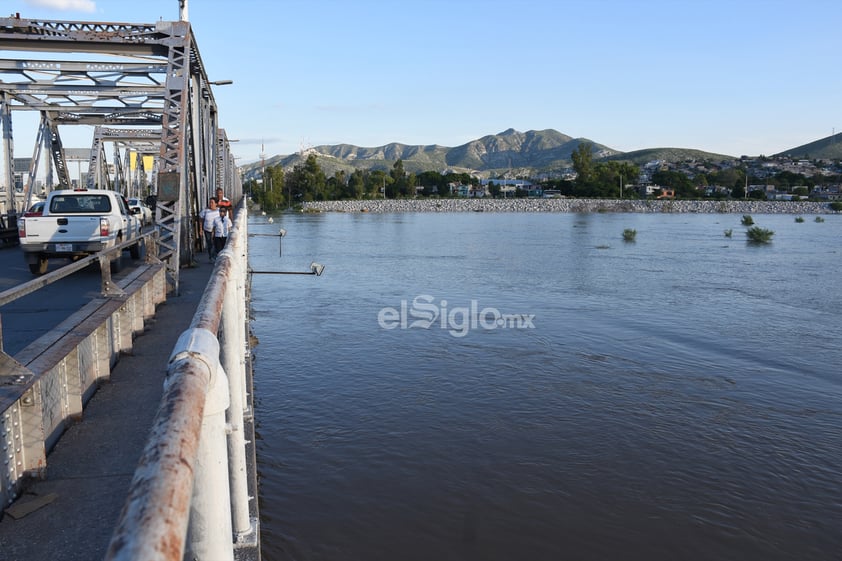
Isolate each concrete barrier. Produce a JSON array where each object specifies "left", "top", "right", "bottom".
[{"left": 0, "top": 262, "right": 167, "bottom": 508}]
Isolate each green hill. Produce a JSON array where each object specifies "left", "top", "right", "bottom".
[
  {"left": 603, "top": 147, "right": 735, "bottom": 165},
  {"left": 774, "top": 134, "right": 842, "bottom": 159}
]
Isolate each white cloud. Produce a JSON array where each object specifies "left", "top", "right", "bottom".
[{"left": 24, "top": 0, "right": 97, "bottom": 13}]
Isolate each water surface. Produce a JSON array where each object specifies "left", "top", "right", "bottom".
[{"left": 249, "top": 211, "right": 842, "bottom": 561}]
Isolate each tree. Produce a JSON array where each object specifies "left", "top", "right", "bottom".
[
  {"left": 253, "top": 164, "right": 285, "bottom": 211},
  {"left": 286, "top": 154, "right": 326, "bottom": 202},
  {"left": 368, "top": 170, "right": 391, "bottom": 198},
  {"left": 326, "top": 170, "right": 347, "bottom": 199},
  {"left": 347, "top": 169, "right": 365, "bottom": 199},
  {"left": 390, "top": 159, "right": 410, "bottom": 197},
  {"left": 652, "top": 169, "right": 694, "bottom": 197},
  {"left": 571, "top": 142, "right": 595, "bottom": 187}
]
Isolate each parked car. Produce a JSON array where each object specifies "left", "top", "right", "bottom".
[
  {"left": 127, "top": 197, "right": 153, "bottom": 226},
  {"left": 24, "top": 201, "right": 45, "bottom": 217}
]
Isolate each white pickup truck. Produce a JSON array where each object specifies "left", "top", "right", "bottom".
[{"left": 17, "top": 188, "right": 143, "bottom": 275}]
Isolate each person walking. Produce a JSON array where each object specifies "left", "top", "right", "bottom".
[
  {"left": 212, "top": 205, "right": 233, "bottom": 257},
  {"left": 199, "top": 197, "right": 218, "bottom": 261},
  {"left": 215, "top": 187, "right": 232, "bottom": 211}
]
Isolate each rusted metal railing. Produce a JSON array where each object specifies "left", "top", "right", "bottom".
[{"left": 105, "top": 204, "right": 259, "bottom": 561}]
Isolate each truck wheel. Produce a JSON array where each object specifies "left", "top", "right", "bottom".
[{"left": 29, "top": 256, "right": 48, "bottom": 275}]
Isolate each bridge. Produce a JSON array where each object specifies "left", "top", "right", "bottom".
[{"left": 0, "top": 6, "right": 260, "bottom": 561}]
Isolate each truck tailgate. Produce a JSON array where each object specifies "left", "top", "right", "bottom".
[{"left": 25, "top": 216, "right": 102, "bottom": 241}]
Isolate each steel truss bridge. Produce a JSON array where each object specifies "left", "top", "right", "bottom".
[{"left": 0, "top": 13, "right": 242, "bottom": 293}]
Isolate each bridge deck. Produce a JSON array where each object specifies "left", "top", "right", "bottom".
[{"left": 0, "top": 261, "right": 213, "bottom": 560}]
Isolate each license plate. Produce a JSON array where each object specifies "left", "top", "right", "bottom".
[{"left": 56, "top": 243, "right": 73, "bottom": 252}]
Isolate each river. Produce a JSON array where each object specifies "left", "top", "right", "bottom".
[{"left": 248, "top": 210, "right": 842, "bottom": 561}]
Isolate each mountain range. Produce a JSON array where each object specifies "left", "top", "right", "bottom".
[{"left": 242, "top": 128, "right": 842, "bottom": 179}]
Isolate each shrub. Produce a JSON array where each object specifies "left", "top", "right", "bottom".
[
  {"left": 622, "top": 228, "right": 637, "bottom": 242},
  {"left": 741, "top": 214, "right": 754, "bottom": 226},
  {"left": 815, "top": 216, "right": 825, "bottom": 223},
  {"left": 746, "top": 226, "right": 774, "bottom": 243},
  {"left": 829, "top": 202, "right": 842, "bottom": 211},
  {"left": 795, "top": 216, "right": 805, "bottom": 223}
]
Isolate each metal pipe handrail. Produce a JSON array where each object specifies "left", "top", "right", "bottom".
[
  {"left": 105, "top": 204, "right": 249, "bottom": 561},
  {"left": 0, "top": 229, "right": 159, "bottom": 307}
]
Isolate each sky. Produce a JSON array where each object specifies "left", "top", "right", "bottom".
[{"left": 3, "top": 0, "right": 842, "bottom": 165}]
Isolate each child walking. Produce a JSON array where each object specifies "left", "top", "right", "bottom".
[{"left": 212, "top": 206, "right": 233, "bottom": 257}]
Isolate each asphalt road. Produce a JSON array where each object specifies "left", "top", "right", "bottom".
[{"left": 0, "top": 243, "right": 141, "bottom": 357}]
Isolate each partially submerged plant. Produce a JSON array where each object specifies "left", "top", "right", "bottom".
[
  {"left": 795, "top": 216, "right": 805, "bottom": 223},
  {"left": 746, "top": 226, "right": 774, "bottom": 244},
  {"left": 815, "top": 216, "right": 825, "bottom": 223},
  {"left": 724, "top": 228, "right": 733, "bottom": 237},
  {"left": 741, "top": 214, "right": 754, "bottom": 226},
  {"left": 622, "top": 228, "right": 637, "bottom": 242}
]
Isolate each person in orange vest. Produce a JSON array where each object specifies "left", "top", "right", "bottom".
[{"left": 215, "top": 187, "right": 232, "bottom": 210}]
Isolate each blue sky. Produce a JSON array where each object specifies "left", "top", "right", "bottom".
[{"left": 5, "top": 0, "right": 842, "bottom": 164}]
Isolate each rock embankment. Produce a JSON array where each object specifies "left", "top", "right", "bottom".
[{"left": 303, "top": 198, "right": 837, "bottom": 214}]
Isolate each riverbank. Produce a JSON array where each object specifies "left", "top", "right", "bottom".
[{"left": 302, "top": 198, "right": 837, "bottom": 214}]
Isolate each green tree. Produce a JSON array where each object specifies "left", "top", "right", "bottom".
[
  {"left": 286, "top": 154, "right": 326, "bottom": 202},
  {"left": 254, "top": 165, "right": 285, "bottom": 211},
  {"left": 571, "top": 142, "right": 595, "bottom": 187},
  {"left": 652, "top": 170, "right": 694, "bottom": 197},
  {"left": 417, "top": 170, "right": 445, "bottom": 196},
  {"left": 390, "top": 159, "right": 410, "bottom": 197},
  {"left": 325, "top": 170, "right": 347, "bottom": 200},
  {"left": 347, "top": 169, "right": 365, "bottom": 199},
  {"left": 367, "top": 169, "right": 391, "bottom": 198}
]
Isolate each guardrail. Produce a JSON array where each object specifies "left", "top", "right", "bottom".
[
  {"left": 0, "top": 232, "right": 162, "bottom": 309},
  {"left": 105, "top": 205, "right": 260, "bottom": 561},
  {"left": 0, "top": 229, "right": 167, "bottom": 509}
]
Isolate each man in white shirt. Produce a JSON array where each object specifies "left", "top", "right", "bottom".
[{"left": 198, "top": 197, "right": 218, "bottom": 261}]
